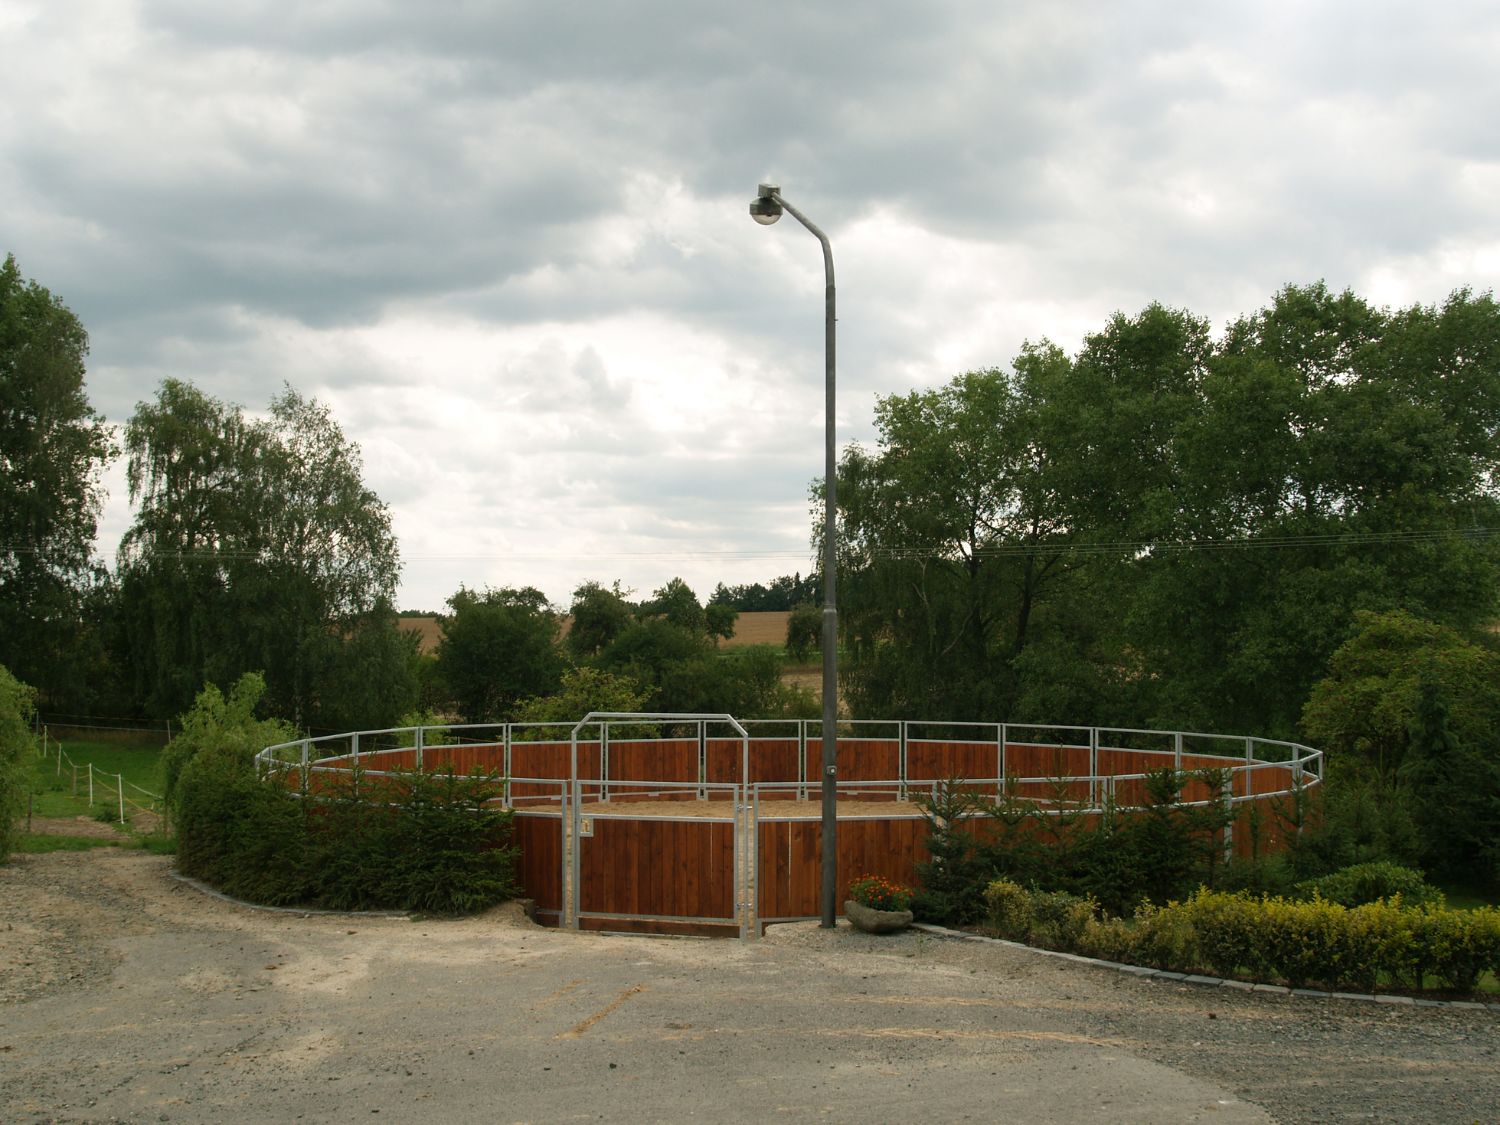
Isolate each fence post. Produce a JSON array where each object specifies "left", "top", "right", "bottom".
[
  {"left": 1174, "top": 730, "right": 1183, "bottom": 773},
  {"left": 898, "top": 721, "right": 908, "bottom": 801},
  {"left": 117, "top": 772, "right": 125, "bottom": 825},
  {"left": 415, "top": 723, "right": 424, "bottom": 769},
  {"left": 798, "top": 720, "right": 808, "bottom": 801},
  {"left": 697, "top": 719, "right": 706, "bottom": 800},
  {"left": 88, "top": 762, "right": 94, "bottom": 806},
  {"left": 1089, "top": 727, "right": 1099, "bottom": 811}
]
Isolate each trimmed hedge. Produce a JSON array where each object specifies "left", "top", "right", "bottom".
[{"left": 983, "top": 879, "right": 1500, "bottom": 995}]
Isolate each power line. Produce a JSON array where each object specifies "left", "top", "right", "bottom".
[{"left": 870, "top": 526, "right": 1500, "bottom": 561}]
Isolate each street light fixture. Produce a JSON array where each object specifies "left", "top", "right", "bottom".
[{"left": 749, "top": 183, "right": 839, "bottom": 928}]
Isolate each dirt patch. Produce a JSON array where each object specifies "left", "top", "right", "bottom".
[{"left": 21, "top": 815, "right": 129, "bottom": 840}]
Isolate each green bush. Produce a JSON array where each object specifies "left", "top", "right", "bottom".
[
  {"left": 983, "top": 879, "right": 1033, "bottom": 941},
  {"left": 913, "top": 781, "right": 992, "bottom": 924},
  {"left": 169, "top": 675, "right": 518, "bottom": 914},
  {"left": 1414, "top": 905, "right": 1500, "bottom": 993},
  {"left": 384, "top": 767, "right": 519, "bottom": 914},
  {"left": 1295, "top": 861, "right": 1444, "bottom": 909},
  {"left": 1027, "top": 890, "right": 1097, "bottom": 951},
  {"left": 1179, "top": 889, "right": 1261, "bottom": 979},
  {"left": 981, "top": 881, "right": 1500, "bottom": 996},
  {"left": 0, "top": 665, "right": 37, "bottom": 861},
  {"left": 1129, "top": 900, "right": 1198, "bottom": 970}
]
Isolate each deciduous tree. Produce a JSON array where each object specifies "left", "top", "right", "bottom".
[{"left": 0, "top": 255, "right": 114, "bottom": 703}]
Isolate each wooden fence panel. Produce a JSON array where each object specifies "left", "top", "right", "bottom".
[
  {"left": 756, "top": 814, "right": 929, "bottom": 921},
  {"left": 800, "top": 737, "right": 902, "bottom": 784},
  {"left": 1003, "top": 743, "right": 1092, "bottom": 779},
  {"left": 609, "top": 739, "right": 699, "bottom": 785},
  {"left": 747, "top": 738, "right": 801, "bottom": 788},
  {"left": 513, "top": 813, "right": 563, "bottom": 920},
  {"left": 907, "top": 739, "right": 1001, "bottom": 794},
  {"left": 578, "top": 817, "right": 735, "bottom": 922}
]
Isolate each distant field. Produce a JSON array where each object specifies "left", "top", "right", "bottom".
[
  {"left": 400, "top": 611, "right": 793, "bottom": 654},
  {"left": 719, "top": 611, "right": 791, "bottom": 648}
]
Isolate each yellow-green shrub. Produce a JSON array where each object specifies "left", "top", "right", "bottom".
[
  {"left": 1414, "top": 905, "right": 1500, "bottom": 992},
  {"left": 983, "top": 879, "right": 1033, "bottom": 941},
  {"left": 979, "top": 879, "right": 1498, "bottom": 997},
  {"left": 1130, "top": 900, "right": 1197, "bottom": 970},
  {"left": 1179, "top": 890, "right": 1261, "bottom": 979}
]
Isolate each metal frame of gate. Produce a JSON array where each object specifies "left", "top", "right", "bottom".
[{"left": 565, "top": 713, "right": 751, "bottom": 938}]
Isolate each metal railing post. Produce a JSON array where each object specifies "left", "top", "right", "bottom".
[
  {"left": 1089, "top": 727, "right": 1099, "bottom": 811},
  {"left": 898, "top": 721, "right": 908, "bottom": 801},
  {"left": 798, "top": 719, "right": 808, "bottom": 801}
]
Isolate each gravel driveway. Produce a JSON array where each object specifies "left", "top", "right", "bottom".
[{"left": 2, "top": 849, "right": 1496, "bottom": 1123}]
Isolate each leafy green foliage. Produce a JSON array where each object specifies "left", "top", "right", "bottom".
[
  {"left": 1301, "top": 611, "right": 1500, "bottom": 886},
  {"left": 915, "top": 768, "right": 1259, "bottom": 921},
  {"left": 709, "top": 573, "right": 819, "bottom": 611},
  {"left": 169, "top": 673, "right": 516, "bottom": 912},
  {"left": 566, "top": 581, "right": 635, "bottom": 659},
  {"left": 832, "top": 286, "right": 1500, "bottom": 742},
  {"left": 1295, "top": 862, "right": 1445, "bottom": 909},
  {"left": 116, "top": 379, "right": 412, "bottom": 727},
  {"left": 0, "top": 664, "right": 37, "bottom": 860},
  {"left": 512, "top": 667, "right": 647, "bottom": 726},
  {"left": 784, "top": 603, "right": 821, "bottom": 663},
  {"left": 435, "top": 585, "right": 565, "bottom": 723},
  {"left": 911, "top": 780, "right": 992, "bottom": 924},
  {"left": 0, "top": 255, "right": 115, "bottom": 710},
  {"left": 987, "top": 881, "right": 1500, "bottom": 995}
]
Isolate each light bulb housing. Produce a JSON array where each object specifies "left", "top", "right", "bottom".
[{"left": 749, "top": 194, "right": 782, "bottom": 225}]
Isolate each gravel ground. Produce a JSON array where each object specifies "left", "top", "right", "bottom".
[{"left": 1, "top": 849, "right": 1496, "bottom": 1124}]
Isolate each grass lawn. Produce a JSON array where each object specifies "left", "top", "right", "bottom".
[
  {"left": 28, "top": 735, "right": 167, "bottom": 820},
  {"left": 1439, "top": 884, "right": 1500, "bottom": 911}
]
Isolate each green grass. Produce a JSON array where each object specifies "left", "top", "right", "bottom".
[
  {"left": 27, "top": 735, "right": 166, "bottom": 820},
  {"left": 1437, "top": 884, "right": 1500, "bottom": 911}
]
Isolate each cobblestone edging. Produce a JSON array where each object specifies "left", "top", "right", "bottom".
[{"left": 910, "top": 922, "right": 1500, "bottom": 1012}]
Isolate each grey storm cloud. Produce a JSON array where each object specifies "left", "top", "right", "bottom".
[{"left": 5, "top": 0, "right": 1498, "bottom": 605}]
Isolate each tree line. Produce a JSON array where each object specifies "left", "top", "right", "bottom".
[
  {"left": 0, "top": 252, "right": 816, "bottom": 733},
  {"left": 831, "top": 283, "right": 1500, "bottom": 886},
  {"left": 3, "top": 252, "right": 1498, "bottom": 883}
]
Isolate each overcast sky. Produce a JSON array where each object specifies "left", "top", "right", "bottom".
[{"left": 5, "top": 1, "right": 1498, "bottom": 611}]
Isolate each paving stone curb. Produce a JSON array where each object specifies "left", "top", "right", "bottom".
[{"left": 909, "top": 922, "right": 1500, "bottom": 1012}]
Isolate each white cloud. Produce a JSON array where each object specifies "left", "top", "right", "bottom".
[{"left": 5, "top": 0, "right": 1497, "bottom": 609}]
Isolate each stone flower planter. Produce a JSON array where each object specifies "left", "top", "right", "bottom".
[{"left": 844, "top": 899, "right": 914, "bottom": 934}]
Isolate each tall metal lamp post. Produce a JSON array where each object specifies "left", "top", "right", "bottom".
[{"left": 749, "top": 183, "right": 839, "bottom": 928}]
